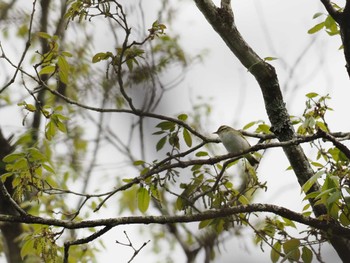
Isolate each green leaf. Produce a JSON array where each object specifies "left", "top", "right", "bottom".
[
  {"left": 283, "top": 239, "right": 300, "bottom": 253},
  {"left": 1, "top": 173, "right": 13, "bottom": 182},
  {"left": 28, "top": 148, "right": 47, "bottom": 161},
  {"left": 122, "top": 178, "right": 134, "bottom": 183},
  {"left": 195, "top": 151, "right": 208, "bottom": 157},
  {"left": 56, "top": 120, "right": 67, "bottom": 133},
  {"left": 169, "top": 134, "right": 179, "bottom": 149},
  {"left": 133, "top": 160, "right": 145, "bottom": 166},
  {"left": 310, "top": 161, "right": 324, "bottom": 168},
  {"left": 340, "top": 212, "right": 350, "bottom": 226},
  {"left": 327, "top": 190, "right": 341, "bottom": 205},
  {"left": 45, "top": 121, "right": 56, "bottom": 140},
  {"left": 283, "top": 239, "right": 300, "bottom": 261},
  {"left": 25, "top": 104, "right": 36, "bottom": 112},
  {"left": 183, "top": 128, "right": 192, "bottom": 147},
  {"left": 238, "top": 194, "right": 250, "bottom": 205},
  {"left": 137, "top": 187, "right": 150, "bottom": 213},
  {"left": 58, "top": 55, "right": 70, "bottom": 84},
  {"left": 175, "top": 196, "right": 184, "bottom": 211},
  {"left": 140, "top": 167, "right": 149, "bottom": 176},
  {"left": 306, "top": 92, "right": 318, "bottom": 98},
  {"left": 307, "top": 22, "right": 325, "bottom": 34},
  {"left": 312, "top": 12, "right": 324, "bottom": 19},
  {"left": 92, "top": 52, "right": 112, "bottom": 63},
  {"left": 12, "top": 158, "right": 28, "bottom": 170},
  {"left": 243, "top": 121, "right": 256, "bottom": 130},
  {"left": 301, "top": 170, "right": 324, "bottom": 193},
  {"left": 301, "top": 247, "right": 313, "bottom": 263},
  {"left": 156, "top": 136, "right": 167, "bottom": 151},
  {"left": 256, "top": 123, "right": 271, "bottom": 134},
  {"left": 39, "top": 65, "right": 56, "bottom": 75},
  {"left": 271, "top": 242, "right": 281, "bottom": 263},
  {"left": 126, "top": 58, "right": 134, "bottom": 71},
  {"left": 282, "top": 217, "right": 296, "bottom": 228},
  {"left": 42, "top": 164, "right": 55, "bottom": 174},
  {"left": 61, "top": 51, "right": 73, "bottom": 57},
  {"left": 156, "top": 121, "right": 175, "bottom": 131},
  {"left": 264, "top": 56, "right": 278, "bottom": 61},
  {"left": 198, "top": 219, "right": 212, "bottom": 229},
  {"left": 21, "top": 238, "right": 35, "bottom": 259},
  {"left": 36, "top": 31, "right": 51, "bottom": 39},
  {"left": 3, "top": 153, "right": 25, "bottom": 163},
  {"left": 177, "top": 114, "right": 188, "bottom": 121}
]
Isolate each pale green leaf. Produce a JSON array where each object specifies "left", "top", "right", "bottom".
[
  {"left": 133, "top": 160, "right": 145, "bottom": 166},
  {"left": 301, "top": 170, "right": 324, "bottom": 193},
  {"left": 36, "top": 31, "right": 51, "bottom": 39},
  {"left": 137, "top": 187, "right": 150, "bottom": 213},
  {"left": 307, "top": 22, "right": 325, "bottom": 34},
  {"left": 39, "top": 65, "right": 56, "bottom": 75},
  {"left": 195, "top": 151, "right": 208, "bottom": 157},
  {"left": 306, "top": 92, "right": 318, "bottom": 98},
  {"left": 3, "top": 153, "right": 25, "bottom": 163},
  {"left": 58, "top": 55, "right": 70, "bottom": 84}
]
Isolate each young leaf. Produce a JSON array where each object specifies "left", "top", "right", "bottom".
[
  {"left": 243, "top": 121, "right": 256, "bottom": 130},
  {"left": 195, "top": 151, "right": 208, "bottom": 157},
  {"left": 301, "top": 170, "right": 324, "bottom": 193},
  {"left": 264, "top": 56, "right": 278, "bottom": 61},
  {"left": 301, "top": 247, "right": 313, "bottom": 263},
  {"left": 305, "top": 92, "right": 319, "bottom": 98},
  {"left": 198, "top": 219, "right": 212, "bottom": 229},
  {"left": 283, "top": 239, "right": 300, "bottom": 254},
  {"left": 137, "top": 187, "right": 150, "bottom": 213},
  {"left": 156, "top": 136, "right": 167, "bottom": 151},
  {"left": 3, "top": 153, "right": 25, "bottom": 163},
  {"left": 39, "top": 65, "right": 56, "bottom": 75},
  {"left": 36, "top": 31, "right": 51, "bottom": 39},
  {"left": 183, "top": 128, "right": 192, "bottom": 147},
  {"left": 58, "top": 55, "right": 70, "bottom": 84},
  {"left": 271, "top": 242, "right": 281, "bottom": 263},
  {"left": 156, "top": 121, "right": 175, "bottom": 130},
  {"left": 312, "top": 12, "right": 324, "bottom": 19},
  {"left": 307, "top": 22, "right": 325, "bottom": 34},
  {"left": 177, "top": 114, "right": 188, "bottom": 121},
  {"left": 133, "top": 160, "right": 145, "bottom": 166}
]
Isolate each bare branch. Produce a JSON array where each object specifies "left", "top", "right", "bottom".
[{"left": 0, "top": 0, "right": 37, "bottom": 94}]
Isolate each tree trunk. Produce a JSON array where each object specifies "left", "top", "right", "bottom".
[
  {"left": 193, "top": 0, "right": 350, "bottom": 261},
  {"left": 0, "top": 130, "right": 23, "bottom": 263}
]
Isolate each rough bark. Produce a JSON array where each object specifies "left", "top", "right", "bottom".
[
  {"left": 0, "top": 130, "right": 22, "bottom": 263},
  {"left": 193, "top": 0, "right": 350, "bottom": 261}
]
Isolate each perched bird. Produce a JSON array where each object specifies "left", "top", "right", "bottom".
[{"left": 214, "top": 125, "right": 259, "bottom": 166}]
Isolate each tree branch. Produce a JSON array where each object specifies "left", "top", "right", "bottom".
[
  {"left": 320, "top": 0, "right": 341, "bottom": 22},
  {"left": 1, "top": 203, "right": 349, "bottom": 237}
]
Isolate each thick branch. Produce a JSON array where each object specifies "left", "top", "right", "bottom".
[
  {"left": 1, "top": 203, "right": 349, "bottom": 237},
  {"left": 320, "top": 0, "right": 341, "bottom": 22}
]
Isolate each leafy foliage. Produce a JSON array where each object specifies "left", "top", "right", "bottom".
[{"left": 1, "top": 1, "right": 350, "bottom": 263}]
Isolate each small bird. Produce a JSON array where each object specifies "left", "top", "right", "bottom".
[{"left": 214, "top": 125, "right": 259, "bottom": 166}]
